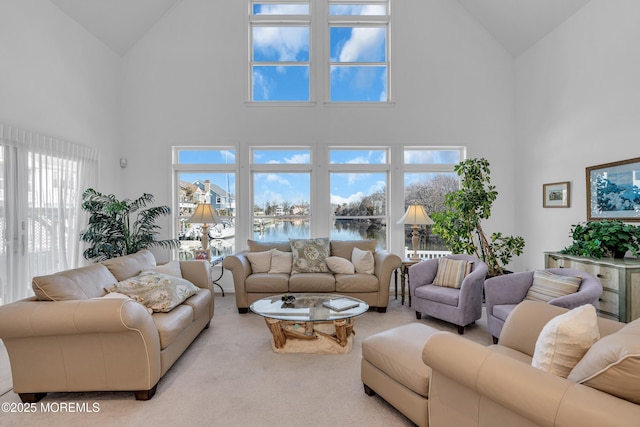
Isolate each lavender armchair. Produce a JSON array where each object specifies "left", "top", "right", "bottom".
[
  {"left": 484, "top": 268, "right": 603, "bottom": 343},
  {"left": 409, "top": 254, "right": 488, "bottom": 334}
]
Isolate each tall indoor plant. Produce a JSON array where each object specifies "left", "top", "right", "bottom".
[
  {"left": 431, "top": 158, "right": 525, "bottom": 276},
  {"left": 79, "top": 188, "right": 179, "bottom": 262}
]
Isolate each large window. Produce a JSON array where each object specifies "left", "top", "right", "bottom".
[
  {"left": 402, "top": 148, "right": 464, "bottom": 252},
  {"left": 173, "top": 144, "right": 463, "bottom": 255},
  {"left": 330, "top": 148, "right": 388, "bottom": 247},
  {"left": 249, "top": 0, "right": 391, "bottom": 103},
  {"left": 251, "top": 148, "right": 311, "bottom": 240},
  {"left": 173, "top": 148, "right": 237, "bottom": 257}
]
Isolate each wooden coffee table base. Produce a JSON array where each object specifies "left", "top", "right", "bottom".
[{"left": 263, "top": 317, "right": 356, "bottom": 354}]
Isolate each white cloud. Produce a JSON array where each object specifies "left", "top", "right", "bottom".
[
  {"left": 285, "top": 153, "right": 311, "bottom": 164},
  {"left": 331, "top": 192, "right": 364, "bottom": 205},
  {"left": 252, "top": 70, "right": 271, "bottom": 99},
  {"left": 266, "top": 174, "right": 290, "bottom": 186},
  {"left": 253, "top": 26, "right": 309, "bottom": 62},
  {"left": 338, "top": 27, "right": 385, "bottom": 63}
]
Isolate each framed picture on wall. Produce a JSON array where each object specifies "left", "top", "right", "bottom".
[
  {"left": 543, "top": 181, "right": 570, "bottom": 208},
  {"left": 586, "top": 157, "right": 640, "bottom": 221}
]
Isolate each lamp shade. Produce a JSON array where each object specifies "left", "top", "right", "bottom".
[
  {"left": 188, "top": 203, "right": 218, "bottom": 224},
  {"left": 397, "top": 204, "right": 434, "bottom": 225}
]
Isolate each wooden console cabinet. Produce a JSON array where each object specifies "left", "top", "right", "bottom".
[{"left": 545, "top": 252, "right": 640, "bottom": 322}]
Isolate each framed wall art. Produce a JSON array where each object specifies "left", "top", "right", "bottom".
[
  {"left": 586, "top": 157, "right": 640, "bottom": 221},
  {"left": 543, "top": 181, "right": 570, "bottom": 208}
]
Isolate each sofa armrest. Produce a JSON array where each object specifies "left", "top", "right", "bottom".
[
  {"left": 222, "top": 251, "right": 252, "bottom": 308},
  {"left": 423, "top": 331, "right": 573, "bottom": 427},
  {"left": 372, "top": 250, "right": 401, "bottom": 308},
  {"left": 179, "top": 259, "right": 213, "bottom": 291},
  {"left": 484, "top": 270, "right": 534, "bottom": 307},
  {"left": 0, "top": 298, "right": 158, "bottom": 339}
]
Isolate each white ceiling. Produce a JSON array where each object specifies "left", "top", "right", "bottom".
[{"left": 48, "top": 0, "right": 591, "bottom": 57}]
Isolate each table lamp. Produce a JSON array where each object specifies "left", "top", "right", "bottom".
[
  {"left": 188, "top": 203, "right": 218, "bottom": 251},
  {"left": 397, "top": 204, "right": 434, "bottom": 260}
]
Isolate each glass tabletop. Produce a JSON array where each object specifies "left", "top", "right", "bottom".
[{"left": 250, "top": 293, "right": 369, "bottom": 322}]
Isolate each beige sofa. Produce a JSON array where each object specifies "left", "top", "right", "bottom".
[
  {"left": 222, "top": 239, "right": 401, "bottom": 313},
  {"left": 0, "top": 250, "right": 214, "bottom": 402},
  {"left": 423, "top": 301, "right": 640, "bottom": 427}
]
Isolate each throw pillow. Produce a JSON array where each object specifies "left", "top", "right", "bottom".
[
  {"left": 146, "top": 259, "right": 182, "bottom": 278},
  {"left": 525, "top": 270, "right": 581, "bottom": 303},
  {"left": 289, "top": 238, "right": 331, "bottom": 274},
  {"left": 531, "top": 304, "right": 600, "bottom": 378},
  {"left": 351, "top": 247, "right": 374, "bottom": 274},
  {"left": 568, "top": 319, "right": 640, "bottom": 404},
  {"left": 269, "top": 249, "right": 293, "bottom": 274},
  {"left": 105, "top": 271, "right": 200, "bottom": 313},
  {"left": 245, "top": 250, "right": 272, "bottom": 273},
  {"left": 325, "top": 256, "right": 355, "bottom": 274},
  {"left": 432, "top": 258, "right": 472, "bottom": 288}
]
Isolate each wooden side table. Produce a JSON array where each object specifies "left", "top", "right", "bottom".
[{"left": 394, "top": 259, "right": 420, "bottom": 306}]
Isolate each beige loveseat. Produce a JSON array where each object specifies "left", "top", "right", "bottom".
[
  {"left": 0, "top": 250, "right": 214, "bottom": 402},
  {"left": 423, "top": 301, "right": 640, "bottom": 427},
  {"left": 222, "top": 239, "right": 401, "bottom": 313}
]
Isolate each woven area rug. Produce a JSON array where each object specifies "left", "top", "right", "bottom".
[{"left": 0, "top": 292, "right": 492, "bottom": 427}]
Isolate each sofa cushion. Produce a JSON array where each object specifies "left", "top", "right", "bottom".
[
  {"left": 152, "top": 304, "right": 194, "bottom": 350},
  {"left": 146, "top": 259, "right": 182, "bottom": 278},
  {"left": 245, "top": 273, "right": 289, "bottom": 293},
  {"left": 568, "top": 318, "right": 640, "bottom": 404},
  {"left": 102, "top": 249, "right": 157, "bottom": 282},
  {"left": 352, "top": 247, "right": 375, "bottom": 274},
  {"left": 335, "top": 273, "right": 379, "bottom": 292},
  {"left": 432, "top": 258, "right": 472, "bottom": 288},
  {"left": 525, "top": 270, "right": 581, "bottom": 303},
  {"left": 181, "top": 289, "right": 213, "bottom": 321},
  {"left": 330, "top": 240, "right": 376, "bottom": 260},
  {"left": 269, "top": 249, "right": 292, "bottom": 274},
  {"left": 246, "top": 250, "right": 272, "bottom": 273},
  {"left": 326, "top": 256, "right": 355, "bottom": 274},
  {"left": 414, "top": 284, "right": 459, "bottom": 306},
  {"left": 106, "top": 271, "right": 200, "bottom": 313},
  {"left": 248, "top": 239, "right": 291, "bottom": 253},
  {"left": 492, "top": 304, "right": 519, "bottom": 322},
  {"left": 289, "top": 273, "right": 336, "bottom": 292},
  {"left": 290, "top": 238, "right": 331, "bottom": 274},
  {"left": 531, "top": 304, "right": 600, "bottom": 378},
  {"left": 32, "top": 263, "right": 117, "bottom": 301}
]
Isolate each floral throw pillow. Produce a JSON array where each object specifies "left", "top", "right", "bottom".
[
  {"left": 105, "top": 271, "right": 200, "bottom": 313},
  {"left": 289, "top": 238, "right": 331, "bottom": 274}
]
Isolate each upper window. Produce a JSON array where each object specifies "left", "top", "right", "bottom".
[
  {"left": 249, "top": 1, "right": 391, "bottom": 103},
  {"left": 250, "top": 2, "right": 311, "bottom": 102},
  {"left": 329, "top": 1, "right": 390, "bottom": 102}
]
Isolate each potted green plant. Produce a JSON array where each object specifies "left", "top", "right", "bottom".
[
  {"left": 431, "top": 158, "right": 525, "bottom": 276},
  {"left": 79, "top": 188, "right": 180, "bottom": 262},
  {"left": 560, "top": 220, "right": 640, "bottom": 259}
]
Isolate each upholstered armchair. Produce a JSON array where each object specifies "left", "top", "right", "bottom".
[
  {"left": 409, "top": 254, "right": 488, "bottom": 334},
  {"left": 484, "top": 268, "right": 603, "bottom": 343}
]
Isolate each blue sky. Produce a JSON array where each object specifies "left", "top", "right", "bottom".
[{"left": 178, "top": 148, "right": 459, "bottom": 212}]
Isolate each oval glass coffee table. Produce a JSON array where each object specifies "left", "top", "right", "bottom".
[{"left": 250, "top": 293, "right": 369, "bottom": 354}]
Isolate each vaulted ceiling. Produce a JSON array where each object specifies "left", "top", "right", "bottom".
[{"left": 48, "top": 0, "right": 591, "bottom": 57}]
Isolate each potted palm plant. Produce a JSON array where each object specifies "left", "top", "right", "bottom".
[
  {"left": 431, "top": 158, "right": 525, "bottom": 276},
  {"left": 79, "top": 188, "right": 180, "bottom": 262}
]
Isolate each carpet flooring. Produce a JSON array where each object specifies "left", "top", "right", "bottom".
[{"left": 0, "top": 293, "right": 492, "bottom": 427}]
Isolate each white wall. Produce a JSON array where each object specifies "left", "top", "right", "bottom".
[
  {"left": 515, "top": 0, "right": 640, "bottom": 270},
  {"left": 120, "top": 0, "right": 516, "bottom": 265},
  {"left": 0, "top": 0, "right": 122, "bottom": 194}
]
